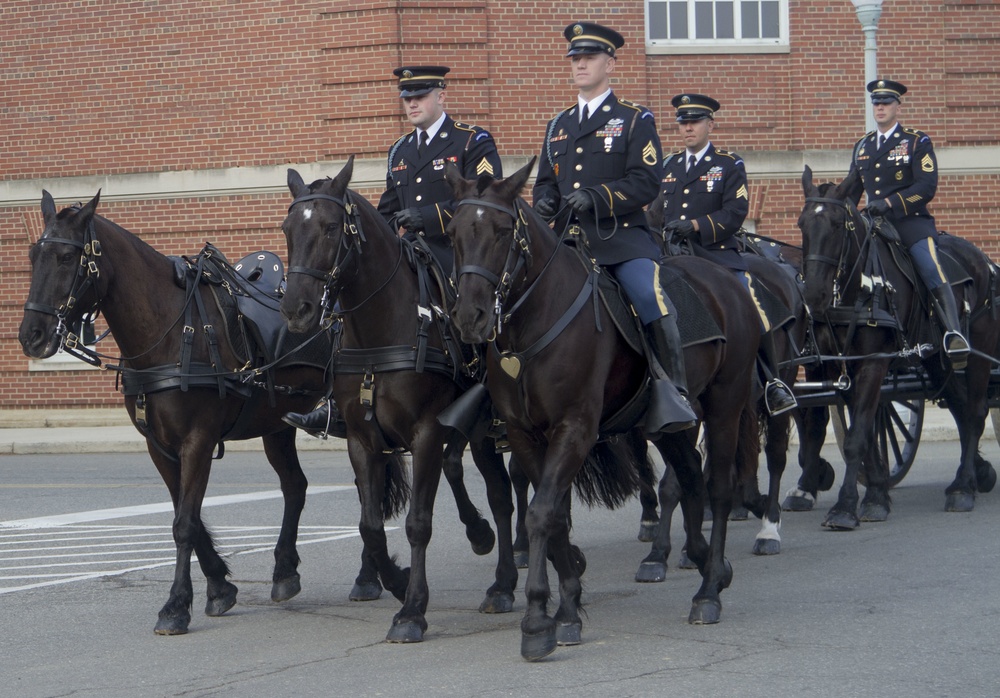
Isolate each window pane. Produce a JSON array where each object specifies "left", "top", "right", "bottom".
[
  {"left": 742, "top": 1, "right": 760, "bottom": 38},
  {"left": 695, "top": 1, "right": 714, "bottom": 39},
  {"left": 717, "top": 2, "right": 734, "bottom": 39},
  {"left": 669, "top": 1, "right": 688, "bottom": 39},
  {"left": 761, "top": 1, "right": 779, "bottom": 39},
  {"left": 649, "top": 2, "right": 668, "bottom": 40}
]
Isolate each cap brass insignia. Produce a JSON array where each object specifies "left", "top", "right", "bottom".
[
  {"left": 681, "top": 95, "right": 691, "bottom": 104},
  {"left": 642, "top": 140, "right": 658, "bottom": 166},
  {"left": 573, "top": 24, "right": 583, "bottom": 36},
  {"left": 877, "top": 80, "right": 885, "bottom": 88},
  {"left": 402, "top": 70, "right": 413, "bottom": 79}
]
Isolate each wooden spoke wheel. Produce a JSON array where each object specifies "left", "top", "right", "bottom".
[{"left": 831, "top": 398, "right": 924, "bottom": 488}]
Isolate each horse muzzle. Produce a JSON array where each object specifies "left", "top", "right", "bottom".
[{"left": 18, "top": 314, "right": 61, "bottom": 359}]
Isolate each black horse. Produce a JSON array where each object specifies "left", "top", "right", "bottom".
[
  {"left": 647, "top": 197, "right": 822, "bottom": 555},
  {"left": 445, "top": 158, "right": 761, "bottom": 660},
  {"left": 798, "top": 165, "right": 997, "bottom": 526},
  {"left": 278, "top": 160, "right": 517, "bottom": 644},
  {"left": 18, "top": 191, "right": 332, "bottom": 634}
]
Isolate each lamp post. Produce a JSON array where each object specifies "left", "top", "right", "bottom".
[{"left": 851, "top": 0, "right": 885, "bottom": 132}]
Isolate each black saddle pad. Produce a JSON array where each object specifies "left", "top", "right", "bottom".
[{"left": 658, "top": 265, "right": 725, "bottom": 348}]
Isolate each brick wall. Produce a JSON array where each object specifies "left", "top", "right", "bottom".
[{"left": 2, "top": 0, "right": 999, "bottom": 410}]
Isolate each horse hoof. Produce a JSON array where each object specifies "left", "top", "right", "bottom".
[
  {"left": 556, "top": 621, "right": 582, "bottom": 646},
  {"left": 688, "top": 599, "right": 722, "bottom": 625},
  {"left": 822, "top": 510, "right": 859, "bottom": 530},
  {"left": 468, "top": 520, "right": 496, "bottom": 556},
  {"left": 513, "top": 549, "right": 529, "bottom": 569},
  {"left": 154, "top": 615, "right": 190, "bottom": 636},
  {"left": 782, "top": 489, "right": 815, "bottom": 512},
  {"left": 678, "top": 550, "right": 697, "bottom": 569},
  {"left": 386, "top": 621, "right": 425, "bottom": 643},
  {"left": 521, "top": 629, "right": 557, "bottom": 661},
  {"left": 753, "top": 538, "right": 780, "bottom": 556},
  {"left": 479, "top": 592, "right": 515, "bottom": 614},
  {"left": 349, "top": 582, "right": 383, "bottom": 601},
  {"left": 945, "top": 492, "right": 975, "bottom": 512},
  {"left": 637, "top": 521, "right": 658, "bottom": 543},
  {"left": 729, "top": 506, "right": 749, "bottom": 521},
  {"left": 977, "top": 464, "right": 997, "bottom": 494},
  {"left": 271, "top": 574, "right": 301, "bottom": 603},
  {"left": 860, "top": 503, "right": 889, "bottom": 522},
  {"left": 635, "top": 561, "right": 667, "bottom": 583},
  {"left": 205, "top": 582, "right": 238, "bottom": 617}
]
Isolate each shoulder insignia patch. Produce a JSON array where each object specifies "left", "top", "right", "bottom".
[
  {"left": 737, "top": 184, "right": 749, "bottom": 200},
  {"left": 642, "top": 140, "right": 658, "bottom": 166},
  {"left": 921, "top": 154, "right": 935, "bottom": 172},
  {"left": 476, "top": 158, "right": 494, "bottom": 176}
]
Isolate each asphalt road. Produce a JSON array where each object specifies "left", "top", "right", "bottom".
[{"left": 2, "top": 440, "right": 998, "bottom": 698}]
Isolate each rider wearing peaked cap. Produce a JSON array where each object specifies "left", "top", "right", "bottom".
[{"left": 846, "top": 78, "right": 970, "bottom": 369}]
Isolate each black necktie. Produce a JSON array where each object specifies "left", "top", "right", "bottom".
[
  {"left": 688, "top": 154, "right": 697, "bottom": 171},
  {"left": 581, "top": 104, "right": 589, "bottom": 123},
  {"left": 878, "top": 134, "right": 886, "bottom": 150},
  {"left": 418, "top": 131, "right": 428, "bottom": 156}
]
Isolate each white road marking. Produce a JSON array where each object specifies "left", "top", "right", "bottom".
[{"left": 0, "top": 485, "right": 394, "bottom": 595}]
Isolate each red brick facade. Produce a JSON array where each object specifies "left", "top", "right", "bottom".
[{"left": 2, "top": 1, "right": 999, "bottom": 409}]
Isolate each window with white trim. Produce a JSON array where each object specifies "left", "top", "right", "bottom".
[{"left": 647, "top": 0, "right": 789, "bottom": 53}]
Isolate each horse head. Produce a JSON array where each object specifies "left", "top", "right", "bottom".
[
  {"left": 444, "top": 156, "right": 537, "bottom": 344},
  {"left": 280, "top": 156, "right": 357, "bottom": 333},
  {"left": 798, "top": 165, "right": 861, "bottom": 316},
  {"left": 19, "top": 190, "right": 103, "bottom": 359}
]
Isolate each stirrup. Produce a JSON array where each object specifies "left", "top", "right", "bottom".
[
  {"left": 943, "top": 331, "right": 970, "bottom": 370},
  {"left": 765, "top": 379, "right": 798, "bottom": 416}
]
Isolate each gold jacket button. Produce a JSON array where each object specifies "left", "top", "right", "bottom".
[
  {"left": 573, "top": 182, "right": 581, "bottom": 189},
  {"left": 576, "top": 147, "right": 584, "bottom": 154},
  {"left": 416, "top": 177, "right": 422, "bottom": 183},
  {"left": 684, "top": 188, "right": 690, "bottom": 194},
  {"left": 416, "top": 195, "right": 423, "bottom": 201},
  {"left": 575, "top": 164, "right": 583, "bottom": 171}
]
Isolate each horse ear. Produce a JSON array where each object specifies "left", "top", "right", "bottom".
[
  {"left": 444, "top": 160, "right": 470, "bottom": 199},
  {"left": 287, "top": 169, "right": 308, "bottom": 198},
  {"left": 41, "top": 190, "right": 57, "bottom": 224},
  {"left": 496, "top": 156, "right": 537, "bottom": 202},
  {"left": 78, "top": 190, "right": 101, "bottom": 222},
  {"left": 837, "top": 167, "right": 861, "bottom": 206},
  {"left": 331, "top": 155, "right": 355, "bottom": 194},
  {"left": 801, "top": 166, "right": 819, "bottom": 198}
]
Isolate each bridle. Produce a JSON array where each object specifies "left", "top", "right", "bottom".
[
  {"left": 23, "top": 214, "right": 104, "bottom": 359},
  {"left": 801, "top": 195, "right": 865, "bottom": 307},
  {"left": 453, "top": 198, "right": 532, "bottom": 333},
  {"left": 285, "top": 190, "right": 402, "bottom": 319}
]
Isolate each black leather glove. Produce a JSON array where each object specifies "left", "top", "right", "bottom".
[
  {"left": 564, "top": 189, "right": 594, "bottom": 215},
  {"left": 665, "top": 219, "right": 696, "bottom": 240},
  {"left": 868, "top": 199, "right": 891, "bottom": 217},
  {"left": 396, "top": 208, "right": 424, "bottom": 231},
  {"left": 533, "top": 197, "right": 558, "bottom": 218}
]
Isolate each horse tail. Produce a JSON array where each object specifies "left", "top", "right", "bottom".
[
  {"left": 382, "top": 453, "right": 411, "bottom": 521},
  {"left": 736, "top": 402, "right": 761, "bottom": 493},
  {"left": 573, "top": 431, "right": 643, "bottom": 509}
]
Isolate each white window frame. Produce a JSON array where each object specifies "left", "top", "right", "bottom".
[{"left": 646, "top": 0, "right": 790, "bottom": 55}]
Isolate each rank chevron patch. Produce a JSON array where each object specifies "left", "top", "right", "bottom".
[
  {"left": 476, "top": 158, "right": 494, "bottom": 176},
  {"left": 737, "top": 184, "right": 749, "bottom": 200},
  {"left": 642, "top": 141, "right": 658, "bottom": 166}
]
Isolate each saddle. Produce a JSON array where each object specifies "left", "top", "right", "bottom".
[{"left": 173, "top": 244, "right": 333, "bottom": 373}]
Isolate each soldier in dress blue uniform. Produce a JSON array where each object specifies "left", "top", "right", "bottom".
[
  {"left": 533, "top": 22, "right": 697, "bottom": 433},
  {"left": 661, "top": 94, "right": 797, "bottom": 415},
  {"left": 285, "top": 66, "right": 504, "bottom": 436},
  {"left": 377, "top": 65, "right": 504, "bottom": 278},
  {"left": 845, "top": 79, "right": 970, "bottom": 368}
]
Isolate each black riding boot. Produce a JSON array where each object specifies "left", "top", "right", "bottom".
[
  {"left": 645, "top": 315, "right": 698, "bottom": 434},
  {"left": 283, "top": 400, "right": 348, "bottom": 438},
  {"left": 760, "top": 330, "right": 797, "bottom": 416},
  {"left": 930, "top": 285, "right": 970, "bottom": 370}
]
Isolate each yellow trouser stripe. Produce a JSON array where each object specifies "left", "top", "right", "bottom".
[
  {"left": 654, "top": 264, "right": 670, "bottom": 316},
  {"left": 927, "top": 237, "right": 947, "bottom": 285},
  {"left": 745, "top": 272, "right": 770, "bottom": 332}
]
